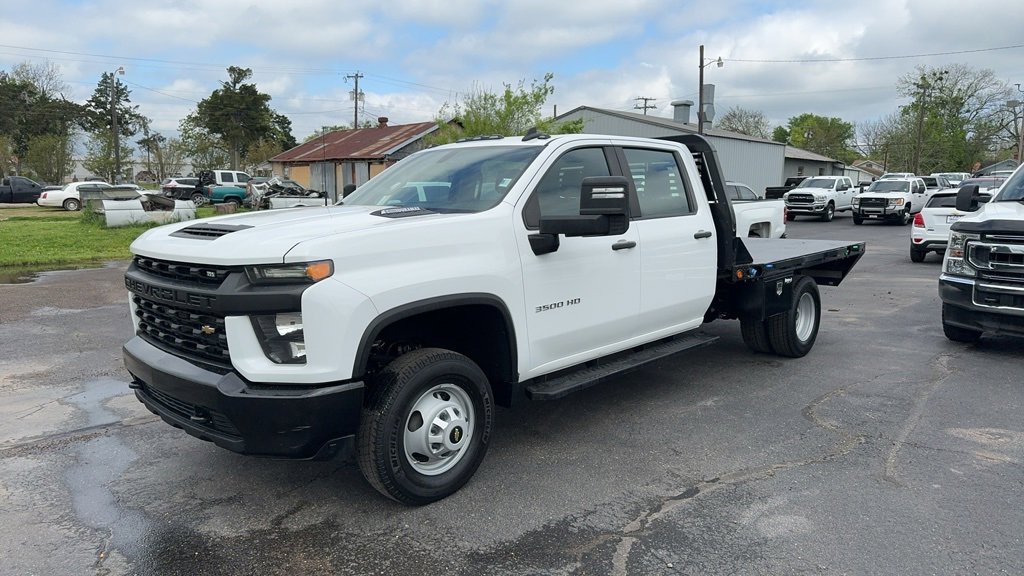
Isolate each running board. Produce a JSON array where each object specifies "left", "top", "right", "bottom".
[{"left": 525, "top": 333, "right": 719, "bottom": 400}]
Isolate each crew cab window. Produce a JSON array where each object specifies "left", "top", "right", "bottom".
[
  {"left": 523, "top": 147, "right": 611, "bottom": 228},
  {"left": 222, "top": 173, "right": 234, "bottom": 183},
  {"left": 623, "top": 148, "right": 692, "bottom": 218}
]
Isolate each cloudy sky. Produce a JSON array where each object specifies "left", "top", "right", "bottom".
[{"left": 3, "top": 0, "right": 1024, "bottom": 142}]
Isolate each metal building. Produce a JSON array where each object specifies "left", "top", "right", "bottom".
[{"left": 556, "top": 103, "right": 784, "bottom": 198}]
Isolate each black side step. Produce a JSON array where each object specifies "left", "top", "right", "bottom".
[{"left": 525, "top": 333, "right": 719, "bottom": 400}]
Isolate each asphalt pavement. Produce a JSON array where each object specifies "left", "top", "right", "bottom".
[{"left": 0, "top": 210, "right": 1021, "bottom": 575}]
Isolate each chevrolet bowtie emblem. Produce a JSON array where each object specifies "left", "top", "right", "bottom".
[{"left": 200, "top": 325, "right": 216, "bottom": 335}]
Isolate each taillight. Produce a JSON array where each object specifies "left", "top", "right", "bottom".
[
  {"left": 41, "top": 192, "right": 47, "bottom": 199},
  {"left": 913, "top": 212, "right": 925, "bottom": 228}
]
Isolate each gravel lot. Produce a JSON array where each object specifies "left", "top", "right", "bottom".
[{"left": 1, "top": 211, "right": 1021, "bottom": 575}]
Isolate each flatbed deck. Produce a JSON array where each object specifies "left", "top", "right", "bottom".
[{"left": 731, "top": 237, "right": 865, "bottom": 286}]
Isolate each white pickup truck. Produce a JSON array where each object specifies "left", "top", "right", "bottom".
[
  {"left": 122, "top": 132, "right": 864, "bottom": 504},
  {"left": 940, "top": 166, "right": 1024, "bottom": 342},
  {"left": 852, "top": 176, "right": 927, "bottom": 225},
  {"left": 783, "top": 175, "right": 857, "bottom": 222},
  {"left": 726, "top": 180, "right": 786, "bottom": 238}
]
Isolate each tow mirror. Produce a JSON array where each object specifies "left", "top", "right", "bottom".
[
  {"left": 532, "top": 176, "right": 632, "bottom": 255},
  {"left": 955, "top": 184, "right": 981, "bottom": 212}
]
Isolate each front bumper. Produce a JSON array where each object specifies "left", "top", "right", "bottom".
[
  {"left": 785, "top": 202, "right": 826, "bottom": 214},
  {"left": 124, "top": 336, "right": 364, "bottom": 459},
  {"left": 939, "top": 275, "right": 1024, "bottom": 337},
  {"left": 855, "top": 206, "right": 903, "bottom": 219}
]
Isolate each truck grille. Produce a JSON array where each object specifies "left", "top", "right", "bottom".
[
  {"left": 142, "top": 383, "right": 241, "bottom": 438},
  {"left": 859, "top": 197, "right": 888, "bottom": 208},
  {"left": 134, "top": 256, "right": 236, "bottom": 286},
  {"left": 787, "top": 194, "right": 814, "bottom": 204},
  {"left": 133, "top": 294, "right": 232, "bottom": 373}
]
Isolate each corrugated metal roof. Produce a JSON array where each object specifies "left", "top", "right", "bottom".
[
  {"left": 271, "top": 121, "right": 439, "bottom": 163},
  {"left": 785, "top": 146, "right": 836, "bottom": 162},
  {"left": 559, "top": 106, "right": 783, "bottom": 146}
]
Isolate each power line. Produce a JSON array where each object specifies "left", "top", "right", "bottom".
[
  {"left": 633, "top": 96, "right": 657, "bottom": 115},
  {"left": 727, "top": 43, "right": 1024, "bottom": 63}
]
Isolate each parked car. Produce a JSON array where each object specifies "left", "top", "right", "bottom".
[
  {"left": 957, "top": 176, "right": 1007, "bottom": 194},
  {"left": 851, "top": 177, "right": 927, "bottom": 225},
  {"left": 879, "top": 172, "right": 915, "bottom": 180},
  {"left": 931, "top": 172, "right": 970, "bottom": 186},
  {"left": 36, "top": 181, "right": 111, "bottom": 211},
  {"left": 910, "top": 190, "right": 992, "bottom": 262},
  {"left": 160, "top": 177, "right": 201, "bottom": 201},
  {"left": 206, "top": 169, "right": 251, "bottom": 188},
  {"left": 920, "top": 175, "right": 954, "bottom": 204},
  {"left": 0, "top": 176, "right": 45, "bottom": 203},
  {"left": 725, "top": 180, "right": 786, "bottom": 238},
  {"left": 201, "top": 184, "right": 249, "bottom": 207},
  {"left": 783, "top": 175, "right": 857, "bottom": 222},
  {"left": 764, "top": 176, "right": 809, "bottom": 199}
]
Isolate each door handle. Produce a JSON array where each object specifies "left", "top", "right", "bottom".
[
  {"left": 694, "top": 230, "right": 713, "bottom": 239},
  {"left": 612, "top": 240, "right": 637, "bottom": 251}
]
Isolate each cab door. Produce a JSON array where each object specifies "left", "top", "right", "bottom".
[{"left": 514, "top": 144, "right": 641, "bottom": 376}]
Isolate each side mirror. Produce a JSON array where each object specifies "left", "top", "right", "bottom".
[
  {"left": 538, "top": 176, "right": 631, "bottom": 238},
  {"left": 531, "top": 176, "right": 631, "bottom": 254},
  {"left": 955, "top": 184, "right": 982, "bottom": 212}
]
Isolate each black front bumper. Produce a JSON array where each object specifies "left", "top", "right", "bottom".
[
  {"left": 939, "top": 277, "right": 1024, "bottom": 337},
  {"left": 124, "top": 336, "right": 364, "bottom": 459}
]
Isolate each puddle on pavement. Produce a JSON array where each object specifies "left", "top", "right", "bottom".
[{"left": 0, "top": 261, "right": 118, "bottom": 284}]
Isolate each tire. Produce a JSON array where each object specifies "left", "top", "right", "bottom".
[
  {"left": 190, "top": 192, "right": 207, "bottom": 206},
  {"left": 910, "top": 247, "right": 926, "bottom": 263},
  {"left": 821, "top": 202, "right": 835, "bottom": 222},
  {"left": 899, "top": 208, "right": 911, "bottom": 226},
  {"left": 224, "top": 197, "right": 241, "bottom": 208},
  {"left": 767, "top": 276, "right": 820, "bottom": 358},
  {"left": 63, "top": 198, "right": 81, "bottom": 211},
  {"left": 942, "top": 304, "right": 982, "bottom": 343},
  {"left": 358, "top": 348, "right": 494, "bottom": 505},
  {"left": 853, "top": 215, "right": 863, "bottom": 225},
  {"left": 740, "top": 318, "right": 773, "bottom": 354}
]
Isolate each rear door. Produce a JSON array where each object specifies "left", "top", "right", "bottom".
[{"left": 619, "top": 145, "right": 717, "bottom": 337}]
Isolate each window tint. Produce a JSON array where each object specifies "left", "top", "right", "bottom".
[
  {"left": 724, "top": 185, "right": 739, "bottom": 200},
  {"left": 525, "top": 147, "right": 611, "bottom": 227},
  {"left": 736, "top": 184, "right": 758, "bottom": 200},
  {"left": 237, "top": 173, "right": 249, "bottom": 183},
  {"left": 221, "top": 173, "right": 234, "bottom": 183},
  {"left": 623, "top": 148, "right": 691, "bottom": 218}
]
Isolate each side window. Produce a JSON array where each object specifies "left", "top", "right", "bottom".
[
  {"left": 724, "top": 185, "right": 740, "bottom": 200},
  {"left": 524, "top": 147, "right": 610, "bottom": 228},
  {"left": 623, "top": 148, "right": 692, "bottom": 218},
  {"left": 237, "top": 173, "right": 250, "bottom": 183},
  {"left": 738, "top": 185, "right": 758, "bottom": 200},
  {"left": 222, "top": 173, "right": 234, "bottom": 183}
]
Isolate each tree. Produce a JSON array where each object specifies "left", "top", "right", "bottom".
[
  {"left": 25, "top": 134, "right": 75, "bottom": 184},
  {"left": 0, "top": 70, "right": 83, "bottom": 176},
  {"left": 10, "top": 61, "right": 69, "bottom": 99},
  {"left": 784, "top": 113, "right": 857, "bottom": 164},
  {"left": 303, "top": 124, "right": 352, "bottom": 143},
  {"left": 771, "top": 126, "right": 790, "bottom": 144},
  {"left": 242, "top": 138, "right": 284, "bottom": 174},
  {"left": 717, "top": 106, "right": 771, "bottom": 139},
  {"left": 179, "top": 113, "right": 230, "bottom": 172},
  {"left": 80, "top": 72, "right": 144, "bottom": 139},
  {"left": 192, "top": 66, "right": 294, "bottom": 169},
  {"left": 425, "top": 73, "right": 583, "bottom": 145},
  {"left": 83, "top": 132, "right": 134, "bottom": 183}
]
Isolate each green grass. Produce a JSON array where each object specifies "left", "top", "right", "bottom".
[{"left": 0, "top": 205, "right": 231, "bottom": 268}]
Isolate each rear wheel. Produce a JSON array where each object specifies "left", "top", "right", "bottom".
[
  {"left": 768, "top": 276, "right": 820, "bottom": 358},
  {"left": 740, "top": 318, "right": 773, "bottom": 353},
  {"left": 358, "top": 348, "right": 493, "bottom": 505},
  {"left": 821, "top": 202, "right": 835, "bottom": 222},
  {"left": 190, "top": 192, "right": 207, "bottom": 206},
  {"left": 224, "top": 197, "right": 241, "bottom": 208},
  {"left": 942, "top": 304, "right": 982, "bottom": 343},
  {"left": 62, "top": 198, "right": 81, "bottom": 211},
  {"left": 910, "top": 246, "right": 926, "bottom": 263}
]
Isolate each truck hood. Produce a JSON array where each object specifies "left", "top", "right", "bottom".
[
  {"left": 130, "top": 205, "right": 454, "bottom": 265},
  {"left": 954, "top": 200, "right": 1024, "bottom": 230},
  {"left": 789, "top": 187, "right": 833, "bottom": 194}
]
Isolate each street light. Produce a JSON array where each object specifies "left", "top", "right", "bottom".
[
  {"left": 110, "top": 66, "right": 125, "bottom": 183},
  {"left": 697, "top": 44, "right": 723, "bottom": 135}
]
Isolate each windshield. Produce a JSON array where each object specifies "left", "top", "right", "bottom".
[
  {"left": 342, "top": 146, "right": 541, "bottom": 212},
  {"left": 796, "top": 178, "right": 836, "bottom": 189},
  {"left": 866, "top": 180, "right": 909, "bottom": 193},
  {"left": 992, "top": 170, "right": 1024, "bottom": 201}
]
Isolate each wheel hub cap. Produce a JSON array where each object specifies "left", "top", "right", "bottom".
[{"left": 403, "top": 383, "right": 474, "bottom": 475}]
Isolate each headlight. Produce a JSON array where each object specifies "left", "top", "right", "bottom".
[
  {"left": 251, "top": 312, "right": 306, "bottom": 363},
  {"left": 246, "top": 260, "right": 334, "bottom": 284},
  {"left": 852, "top": 198, "right": 860, "bottom": 206},
  {"left": 888, "top": 198, "right": 905, "bottom": 206},
  {"left": 814, "top": 194, "right": 826, "bottom": 202},
  {"left": 943, "top": 232, "right": 979, "bottom": 277}
]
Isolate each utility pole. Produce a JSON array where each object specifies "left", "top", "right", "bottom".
[
  {"left": 109, "top": 66, "right": 125, "bottom": 183},
  {"left": 697, "top": 45, "right": 723, "bottom": 135},
  {"left": 912, "top": 69, "right": 946, "bottom": 175},
  {"left": 633, "top": 97, "right": 657, "bottom": 115},
  {"left": 346, "top": 71, "right": 364, "bottom": 128}
]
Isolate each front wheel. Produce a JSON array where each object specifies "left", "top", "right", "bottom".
[
  {"left": 358, "top": 348, "right": 494, "bottom": 505},
  {"left": 942, "top": 304, "right": 982, "bottom": 343},
  {"left": 767, "top": 276, "right": 821, "bottom": 358},
  {"left": 899, "top": 208, "right": 911, "bottom": 226},
  {"left": 821, "top": 202, "right": 835, "bottom": 222},
  {"left": 853, "top": 215, "right": 864, "bottom": 225}
]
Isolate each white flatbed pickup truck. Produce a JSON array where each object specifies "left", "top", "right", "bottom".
[{"left": 122, "top": 132, "right": 865, "bottom": 504}]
